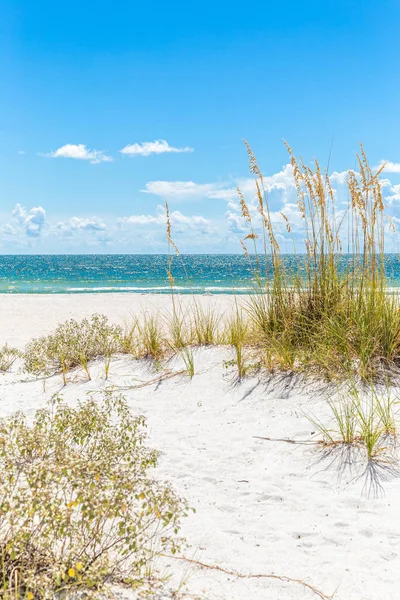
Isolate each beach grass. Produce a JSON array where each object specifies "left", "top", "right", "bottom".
[
  {"left": 234, "top": 142, "right": 400, "bottom": 380},
  {"left": 309, "top": 382, "right": 398, "bottom": 463}
]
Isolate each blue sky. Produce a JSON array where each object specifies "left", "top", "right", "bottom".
[{"left": 1, "top": 0, "right": 400, "bottom": 253}]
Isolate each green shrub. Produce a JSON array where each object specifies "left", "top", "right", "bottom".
[
  {"left": 0, "top": 392, "right": 189, "bottom": 598},
  {"left": 23, "top": 314, "right": 123, "bottom": 383},
  {"left": 0, "top": 345, "right": 21, "bottom": 372}
]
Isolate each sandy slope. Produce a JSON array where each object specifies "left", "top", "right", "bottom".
[
  {"left": 0, "top": 294, "right": 399, "bottom": 599},
  {"left": 0, "top": 293, "right": 239, "bottom": 349}
]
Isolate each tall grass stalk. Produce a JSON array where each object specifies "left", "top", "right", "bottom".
[
  {"left": 224, "top": 306, "right": 250, "bottom": 379},
  {"left": 181, "top": 347, "right": 195, "bottom": 379}
]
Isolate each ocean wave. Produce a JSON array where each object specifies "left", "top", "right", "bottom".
[{"left": 60, "top": 285, "right": 253, "bottom": 293}]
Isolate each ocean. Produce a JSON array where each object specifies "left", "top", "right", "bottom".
[{"left": 1, "top": 254, "right": 400, "bottom": 294}]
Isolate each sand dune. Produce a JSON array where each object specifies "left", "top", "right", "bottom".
[{"left": 0, "top": 295, "right": 399, "bottom": 599}]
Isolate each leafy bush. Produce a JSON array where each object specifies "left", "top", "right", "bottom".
[
  {"left": 0, "top": 345, "right": 21, "bottom": 372},
  {"left": 23, "top": 314, "right": 123, "bottom": 383},
  {"left": 0, "top": 392, "right": 189, "bottom": 598}
]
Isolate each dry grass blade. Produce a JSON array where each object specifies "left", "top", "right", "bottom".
[{"left": 165, "top": 554, "right": 332, "bottom": 600}]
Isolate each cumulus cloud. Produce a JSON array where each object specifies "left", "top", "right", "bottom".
[
  {"left": 54, "top": 216, "right": 110, "bottom": 245},
  {"left": 3, "top": 223, "right": 18, "bottom": 236},
  {"left": 119, "top": 205, "right": 212, "bottom": 235},
  {"left": 121, "top": 140, "right": 193, "bottom": 157},
  {"left": 141, "top": 165, "right": 297, "bottom": 203},
  {"left": 330, "top": 170, "right": 349, "bottom": 185},
  {"left": 24, "top": 206, "right": 47, "bottom": 237},
  {"left": 6, "top": 203, "right": 48, "bottom": 238},
  {"left": 385, "top": 184, "right": 400, "bottom": 205},
  {"left": 56, "top": 216, "right": 107, "bottom": 233},
  {"left": 142, "top": 180, "right": 235, "bottom": 200},
  {"left": 375, "top": 160, "right": 400, "bottom": 174},
  {"left": 44, "top": 144, "right": 113, "bottom": 164},
  {"left": 12, "top": 203, "right": 27, "bottom": 223}
]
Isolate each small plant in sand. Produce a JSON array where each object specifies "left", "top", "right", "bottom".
[
  {"left": 190, "top": 302, "right": 221, "bottom": 346},
  {"left": 23, "top": 314, "right": 123, "bottom": 384},
  {"left": 310, "top": 385, "right": 398, "bottom": 461},
  {"left": 137, "top": 314, "right": 164, "bottom": 359},
  {"left": 181, "top": 347, "right": 195, "bottom": 379},
  {"left": 224, "top": 307, "right": 251, "bottom": 379},
  {"left": 121, "top": 318, "right": 142, "bottom": 357},
  {"left": 0, "top": 392, "right": 189, "bottom": 599},
  {"left": 166, "top": 307, "right": 192, "bottom": 350},
  {"left": 0, "top": 345, "right": 21, "bottom": 372}
]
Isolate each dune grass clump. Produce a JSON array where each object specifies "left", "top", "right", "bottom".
[
  {"left": 137, "top": 314, "right": 165, "bottom": 359},
  {"left": 238, "top": 141, "right": 400, "bottom": 379},
  {"left": 190, "top": 303, "right": 221, "bottom": 346},
  {"left": 310, "top": 385, "right": 398, "bottom": 461},
  {"left": 166, "top": 305, "right": 191, "bottom": 351},
  {"left": 24, "top": 314, "right": 123, "bottom": 384},
  {"left": 0, "top": 392, "right": 189, "bottom": 599},
  {"left": 0, "top": 345, "right": 21, "bottom": 372},
  {"left": 223, "top": 307, "right": 251, "bottom": 379}
]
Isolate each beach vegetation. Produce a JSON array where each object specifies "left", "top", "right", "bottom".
[
  {"left": 310, "top": 384, "right": 398, "bottom": 461},
  {"left": 23, "top": 314, "right": 123, "bottom": 384},
  {"left": 0, "top": 345, "right": 21, "bottom": 372},
  {"left": 0, "top": 392, "right": 188, "bottom": 598},
  {"left": 181, "top": 347, "right": 195, "bottom": 379},
  {"left": 137, "top": 314, "right": 164, "bottom": 359},
  {"left": 190, "top": 302, "right": 221, "bottom": 346},
  {"left": 237, "top": 141, "right": 400, "bottom": 380},
  {"left": 223, "top": 306, "right": 251, "bottom": 379},
  {"left": 166, "top": 305, "right": 192, "bottom": 350}
]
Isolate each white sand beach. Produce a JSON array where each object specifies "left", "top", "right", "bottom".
[
  {"left": 1, "top": 294, "right": 399, "bottom": 600},
  {"left": 0, "top": 293, "right": 239, "bottom": 350}
]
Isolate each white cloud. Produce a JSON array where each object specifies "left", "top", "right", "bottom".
[
  {"left": 12, "top": 203, "right": 27, "bottom": 223},
  {"left": 45, "top": 144, "right": 113, "bottom": 164},
  {"left": 330, "top": 170, "right": 349, "bottom": 185},
  {"left": 376, "top": 160, "right": 400, "bottom": 173},
  {"left": 18, "top": 150, "right": 25, "bottom": 155},
  {"left": 2, "top": 223, "right": 18, "bottom": 236},
  {"left": 24, "top": 206, "right": 47, "bottom": 237},
  {"left": 7, "top": 203, "right": 47, "bottom": 238},
  {"left": 56, "top": 216, "right": 107, "bottom": 233},
  {"left": 142, "top": 180, "right": 234, "bottom": 200},
  {"left": 119, "top": 205, "right": 212, "bottom": 235},
  {"left": 385, "top": 184, "right": 400, "bottom": 205},
  {"left": 121, "top": 139, "right": 193, "bottom": 157},
  {"left": 54, "top": 217, "right": 110, "bottom": 245},
  {"left": 142, "top": 165, "right": 297, "bottom": 203}
]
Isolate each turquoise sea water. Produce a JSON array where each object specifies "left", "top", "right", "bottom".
[{"left": 1, "top": 254, "right": 400, "bottom": 294}]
